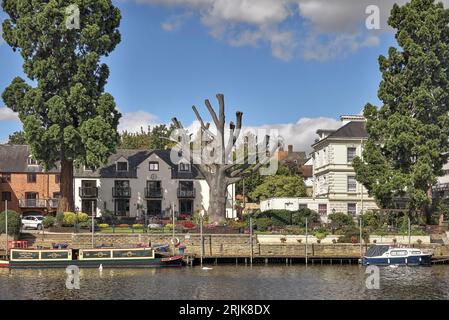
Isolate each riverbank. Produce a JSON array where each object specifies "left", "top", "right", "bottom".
[{"left": 12, "top": 232, "right": 449, "bottom": 264}]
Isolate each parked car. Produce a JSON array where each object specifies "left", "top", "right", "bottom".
[{"left": 21, "top": 215, "right": 44, "bottom": 230}]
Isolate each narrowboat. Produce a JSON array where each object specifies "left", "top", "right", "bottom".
[
  {"left": 361, "top": 245, "right": 433, "bottom": 266},
  {"left": 5, "top": 247, "right": 184, "bottom": 269}
]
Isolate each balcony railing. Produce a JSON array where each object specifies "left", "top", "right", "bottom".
[
  {"left": 177, "top": 188, "right": 196, "bottom": 198},
  {"left": 145, "top": 187, "right": 163, "bottom": 198},
  {"left": 434, "top": 183, "right": 449, "bottom": 192},
  {"left": 79, "top": 187, "right": 98, "bottom": 198},
  {"left": 19, "top": 199, "right": 47, "bottom": 208},
  {"left": 113, "top": 187, "right": 131, "bottom": 198}
]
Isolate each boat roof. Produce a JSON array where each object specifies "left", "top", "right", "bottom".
[{"left": 365, "top": 245, "right": 390, "bottom": 257}]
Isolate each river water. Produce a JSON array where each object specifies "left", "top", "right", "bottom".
[{"left": 0, "top": 264, "right": 448, "bottom": 300}]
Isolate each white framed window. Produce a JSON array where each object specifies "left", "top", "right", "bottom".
[
  {"left": 27, "top": 157, "right": 38, "bottom": 165},
  {"left": 347, "top": 147, "right": 357, "bottom": 163},
  {"left": 318, "top": 204, "right": 327, "bottom": 216},
  {"left": 347, "top": 176, "right": 357, "bottom": 192},
  {"left": 149, "top": 162, "right": 159, "bottom": 171},
  {"left": 347, "top": 203, "right": 357, "bottom": 216}
]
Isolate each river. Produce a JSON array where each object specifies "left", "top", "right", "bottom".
[{"left": 0, "top": 264, "right": 448, "bottom": 300}]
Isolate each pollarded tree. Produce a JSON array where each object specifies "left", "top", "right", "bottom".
[
  {"left": 353, "top": 0, "right": 449, "bottom": 222},
  {"left": 1, "top": 0, "right": 122, "bottom": 213},
  {"left": 171, "top": 94, "right": 280, "bottom": 222}
]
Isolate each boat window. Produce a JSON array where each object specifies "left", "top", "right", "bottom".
[
  {"left": 412, "top": 251, "right": 421, "bottom": 255},
  {"left": 390, "top": 250, "right": 407, "bottom": 256}
]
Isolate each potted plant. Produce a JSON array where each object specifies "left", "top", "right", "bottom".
[
  {"left": 297, "top": 239, "right": 302, "bottom": 243},
  {"left": 280, "top": 237, "right": 287, "bottom": 244}
]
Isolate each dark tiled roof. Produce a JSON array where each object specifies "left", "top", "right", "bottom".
[
  {"left": 0, "top": 145, "right": 59, "bottom": 173},
  {"left": 326, "top": 121, "right": 368, "bottom": 139},
  {"left": 281, "top": 151, "right": 307, "bottom": 166},
  {"left": 74, "top": 149, "right": 204, "bottom": 180}
]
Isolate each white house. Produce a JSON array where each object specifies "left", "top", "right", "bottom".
[
  {"left": 260, "top": 115, "right": 379, "bottom": 222},
  {"left": 74, "top": 149, "right": 236, "bottom": 219}
]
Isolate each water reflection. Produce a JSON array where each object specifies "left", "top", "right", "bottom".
[{"left": 0, "top": 265, "right": 448, "bottom": 300}]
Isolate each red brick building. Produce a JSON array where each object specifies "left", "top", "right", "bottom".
[{"left": 0, "top": 145, "right": 60, "bottom": 216}]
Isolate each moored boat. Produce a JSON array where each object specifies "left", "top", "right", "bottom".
[
  {"left": 8, "top": 247, "right": 184, "bottom": 269},
  {"left": 361, "top": 245, "right": 432, "bottom": 266},
  {"left": 0, "top": 260, "right": 9, "bottom": 268}
]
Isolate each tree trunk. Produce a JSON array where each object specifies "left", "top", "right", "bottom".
[
  {"left": 207, "top": 176, "right": 228, "bottom": 223},
  {"left": 57, "top": 157, "right": 74, "bottom": 214}
]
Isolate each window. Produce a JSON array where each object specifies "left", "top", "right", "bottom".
[
  {"left": 1, "top": 192, "right": 11, "bottom": 201},
  {"left": 298, "top": 204, "right": 308, "bottom": 210},
  {"left": 149, "top": 162, "right": 159, "bottom": 171},
  {"left": 115, "top": 199, "right": 130, "bottom": 216},
  {"left": 347, "top": 147, "right": 357, "bottom": 163},
  {"left": 53, "top": 192, "right": 61, "bottom": 199},
  {"left": 318, "top": 204, "right": 327, "bottom": 216},
  {"left": 0, "top": 173, "right": 11, "bottom": 183},
  {"left": 347, "top": 176, "right": 357, "bottom": 192},
  {"left": 179, "top": 163, "right": 190, "bottom": 172},
  {"left": 347, "top": 203, "right": 357, "bottom": 216},
  {"left": 27, "top": 157, "right": 38, "bottom": 165},
  {"left": 27, "top": 173, "right": 37, "bottom": 183},
  {"left": 116, "top": 161, "right": 128, "bottom": 171},
  {"left": 55, "top": 174, "right": 61, "bottom": 184}
]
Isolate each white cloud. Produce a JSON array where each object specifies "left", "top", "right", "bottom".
[
  {"left": 118, "top": 111, "right": 160, "bottom": 133},
  {"left": 161, "top": 12, "right": 193, "bottom": 32},
  {"left": 130, "top": 0, "right": 449, "bottom": 61},
  {"left": 0, "top": 107, "right": 19, "bottom": 121}
]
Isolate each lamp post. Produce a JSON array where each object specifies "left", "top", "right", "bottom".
[
  {"left": 91, "top": 200, "right": 95, "bottom": 249},
  {"left": 305, "top": 216, "right": 308, "bottom": 267},
  {"left": 5, "top": 200, "right": 8, "bottom": 257}
]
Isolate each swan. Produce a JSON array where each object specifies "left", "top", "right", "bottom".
[
  {"left": 99, "top": 264, "right": 103, "bottom": 271},
  {"left": 202, "top": 267, "right": 213, "bottom": 270}
]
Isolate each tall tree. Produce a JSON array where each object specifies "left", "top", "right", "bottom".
[
  {"left": 7, "top": 131, "right": 26, "bottom": 145},
  {"left": 353, "top": 0, "right": 449, "bottom": 222},
  {"left": 120, "top": 124, "right": 176, "bottom": 150},
  {"left": 171, "top": 94, "right": 280, "bottom": 222},
  {"left": 2, "top": 0, "right": 122, "bottom": 212}
]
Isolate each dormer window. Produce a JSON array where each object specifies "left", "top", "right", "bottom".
[
  {"left": 117, "top": 161, "right": 128, "bottom": 172},
  {"left": 28, "top": 157, "right": 38, "bottom": 166},
  {"left": 179, "top": 163, "right": 191, "bottom": 172},
  {"left": 149, "top": 162, "right": 159, "bottom": 171}
]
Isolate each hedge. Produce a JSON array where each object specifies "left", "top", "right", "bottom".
[{"left": 0, "top": 210, "right": 21, "bottom": 236}]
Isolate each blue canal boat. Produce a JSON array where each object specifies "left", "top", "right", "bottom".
[{"left": 361, "top": 245, "right": 433, "bottom": 266}]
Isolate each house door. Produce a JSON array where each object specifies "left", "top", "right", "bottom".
[
  {"left": 147, "top": 200, "right": 162, "bottom": 217},
  {"left": 179, "top": 200, "right": 193, "bottom": 216}
]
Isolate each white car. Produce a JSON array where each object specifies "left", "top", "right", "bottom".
[{"left": 21, "top": 215, "right": 44, "bottom": 230}]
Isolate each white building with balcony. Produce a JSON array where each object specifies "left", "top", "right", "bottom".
[
  {"left": 74, "top": 149, "right": 236, "bottom": 219},
  {"left": 260, "top": 115, "right": 379, "bottom": 221}
]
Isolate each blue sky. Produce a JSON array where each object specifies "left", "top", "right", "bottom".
[{"left": 0, "top": 0, "right": 407, "bottom": 151}]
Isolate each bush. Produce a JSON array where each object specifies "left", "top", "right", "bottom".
[
  {"left": 62, "top": 212, "right": 77, "bottom": 226},
  {"left": 255, "top": 218, "right": 272, "bottom": 231},
  {"left": 99, "top": 223, "right": 109, "bottom": 228},
  {"left": 0, "top": 210, "right": 21, "bottom": 236},
  {"left": 192, "top": 213, "right": 208, "bottom": 225},
  {"left": 337, "top": 227, "right": 368, "bottom": 243},
  {"left": 328, "top": 212, "right": 355, "bottom": 229},
  {"left": 117, "top": 224, "right": 129, "bottom": 228},
  {"left": 132, "top": 224, "right": 143, "bottom": 229},
  {"left": 43, "top": 216, "right": 56, "bottom": 228},
  {"left": 313, "top": 231, "right": 328, "bottom": 240},
  {"left": 294, "top": 208, "right": 321, "bottom": 227},
  {"left": 56, "top": 212, "right": 64, "bottom": 226},
  {"left": 77, "top": 212, "right": 89, "bottom": 223},
  {"left": 101, "top": 210, "right": 118, "bottom": 224},
  {"left": 181, "top": 221, "right": 196, "bottom": 229},
  {"left": 79, "top": 219, "right": 98, "bottom": 229}
]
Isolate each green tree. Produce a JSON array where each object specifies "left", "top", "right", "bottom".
[
  {"left": 353, "top": 0, "right": 449, "bottom": 222},
  {"left": 119, "top": 124, "right": 176, "bottom": 150},
  {"left": 7, "top": 131, "right": 26, "bottom": 145},
  {"left": 2, "top": 0, "right": 122, "bottom": 212},
  {"left": 249, "top": 175, "right": 307, "bottom": 201}
]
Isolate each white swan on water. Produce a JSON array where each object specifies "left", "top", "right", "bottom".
[
  {"left": 202, "top": 267, "right": 213, "bottom": 270},
  {"left": 99, "top": 264, "right": 103, "bottom": 271}
]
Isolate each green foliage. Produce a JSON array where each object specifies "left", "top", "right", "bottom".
[
  {"left": 0, "top": 210, "right": 21, "bottom": 236},
  {"left": 255, "top": 218, "right": 272, "bottom": 231},
  {"left": 43, "top": 216, "right": 56, "bottom": 228},
  {"left": 119, "top": 124, "right": 176, "bottom": 150},
  {"left": 337, "top": 227, "right": 369, "bottom": 243},
  {"left": 328, "top": 212, "right": 355, "bottom": 229},
  {"left": 352, "top": 0, "right": 449, "bottom": 218},
  {"left": 77, "top": 213, "right": 89, "bottom": 223},
  {"left": 249, "top": 175, "right": 307, "bottom": 201},
  {"left": 62, "top": 212, "right": 77, "bottom": 226},
  {"left": 79, "top": 219, "right": 97, "bottom": 229},
  {"left": 101, "top": 210, "right": 118, "bottom": 224},
  {"left": 192, "top": 213, "right": 209, "bottom": 225},
  {"left": 1, "top": 0, "right": 122, "bottom": 208},
  {"left": 99, "top": 223, "right": 109, "bottom": 228},
  {"left": 56, "top": 212, "right": 64, "bottom": 226},
  {"left": 7, "top": 131, "right": 26, "bottom": 145}
]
